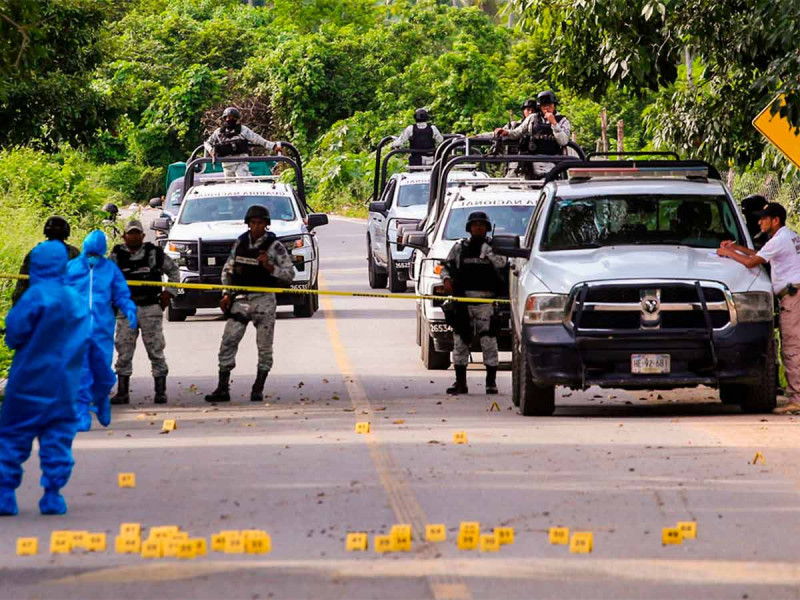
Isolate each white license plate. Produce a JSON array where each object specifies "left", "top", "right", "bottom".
[
  {"left": 631, "top": 354, "right": 671, "bottom": 374},
  {"left": 207, "top": 257, "right": 216, "bottom": 266},
  {"left": 395, "top": 261, "right": 412, "bottom": 269}
]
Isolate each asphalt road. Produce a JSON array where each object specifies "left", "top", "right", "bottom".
[{"left": 2, "top": 214, "right": 800, "bottom": 600}]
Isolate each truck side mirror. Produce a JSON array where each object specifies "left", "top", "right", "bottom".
[
  {"left": 149, "top": 197, "right": 163, "bottom": 208},
  {"left": 306, "top": 213, "right": 329, "bottom": 231},
  {"left": 492, "top": 234, "right": 531, "bottom": 259},
  {"left": 368, "top": 201, "right": 388, "bottom": 214},
  {"left": 150, "top": 218, "right": 171, "bottom": 233},
  {"left": 403, "top": 231, "right": 429, "bottom": 254}
]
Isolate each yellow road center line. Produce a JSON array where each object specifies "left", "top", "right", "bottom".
[{"left": 318, "top": 273, "right": 472, "bottom": 600}]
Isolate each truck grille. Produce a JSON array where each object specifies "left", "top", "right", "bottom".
[{"left": 571, "top": 282, "right": 732, "bottom": 331}]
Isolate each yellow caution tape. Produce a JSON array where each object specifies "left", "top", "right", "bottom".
[{"left": 0, "top": 274, "right": 509, "bottom": 305}]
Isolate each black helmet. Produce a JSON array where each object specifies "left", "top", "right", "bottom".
[
  {"left": 414, "top": 108, "right": 429, "bottom": 123},
  {"left": 43, "top": 215, "right": 70, "bottom": 241},
  {"left": 102, "top": 202, "right": 119, "bottom": 217},
  {"left": 742, "top": 194, "right": 768, "bottom": 213},
  {"left": 222, "top": 106, "right": 241, "bottom": 122},
  {"left": 465, "top": 211, "right": 492, "bottom": 232},
  {"left": 244, "top": 204, "right": 270, "bottom": 225},
  {"left": 537, "top": 90, "right": 558, "bottom": 106},
  {"left": 521, "top": 99, "right": 538, "bottom": 111}
]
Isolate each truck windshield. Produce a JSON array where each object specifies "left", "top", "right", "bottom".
[
  {"left": 180, "top": 195, "right": 296, "bottom": 224},
  {"left": 397, "top": 183, "right": 428, "bottom": 207},
  {"left": 443, "top": 204, "right": 535, "bottom": 240},
  {"left": 541, "top": 194, "right": 744, "bottom": 251}
]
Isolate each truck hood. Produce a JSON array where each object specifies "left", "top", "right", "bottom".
[
  {"left": 168, "top": 219, "right": 304, "bottom": 242},
  {"left": 392, "top": 205, "right": 427, "bottom": 221},
  {"left": 533, "top": 246, "right": 770, "bottom": 294}
]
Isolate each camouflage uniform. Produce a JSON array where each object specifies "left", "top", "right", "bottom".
[
  {"left": 217, "top": 234, "right": 294, "bottom": 372},
  {"left": 440, "top": 240, "right": 507, "bottom": 368},
  {"left": 203, "top": 125, "right": 276, "bottom": 178},
  {"left": 110, "top": 244, "right": 180, "bottom": 377}
]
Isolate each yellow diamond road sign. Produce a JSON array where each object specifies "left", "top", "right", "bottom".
[{"left": 753, "top": 95, "right": 800, "bottom": 169}]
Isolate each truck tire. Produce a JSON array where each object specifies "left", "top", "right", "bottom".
[
  {"left": 367, "top": 236, "right": 387, "bottom": 289},
  {"left": 510, "top": 329, "right": 522, "bottom": 407},
  {"left": 387, "top": 249, "right": 406, "bottom": 293},
  {"left": 293, "top": 293, "right": 315, "bottom": 318},
  {"left": 519, "top": 343, "right": 555, "bottom": 416},
  {"left": 726, "top": 336, "right": 778, "bottom": 413},
  {"left": 167, "top": 303, "right": 188, "bottom": 322},
  {"left": 415, "top": 304, "right": 422, "bottom": 347},
  {"left": 421, "top": 326, "right": 450, "bottom": 371}
]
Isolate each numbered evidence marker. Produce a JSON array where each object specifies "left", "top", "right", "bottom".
[
  {"left": 374, "top": 535, "right": 393, "bottom": 554},
  {"left": 70, "top": 531, "right": 89, "bottom": 550},
  {"left": 149, "top": 526, "right": 180, "bottom": 541},
  {"left": 16, "top": 538, "right": 38, "bottom": 556},
  {"left": 193, "top": 538, "right": 208, "bottom": 556},
  {"left": 120, "top": 523, "right": 141, "bottom": 539},
  {"left": 662, "top": 527, "right": 683, "bottom": 546},
  {"left": 390, "top": 524, "right": 412, "bottom": 552},
  {"left": 161, "top": 419, "right": 177, "bottom": 432},
  {"left": 50, "top": 531, "right": 72, "bottom": 554},
  {"left": 425, "top": 524, "right": 447, "bottom": 543},
  {"left": 677, "top": 521, "right": 698, "bottom": 540},
  {"left": 569, "top": 532, "right": 593, "bottom": 554},
  {"left": 224, "top": 533, "right": 245, "bottom": 554},
  {"left": 118, "top": 473, "right": 136, "bottom": 488},
  {"left": 115, "top": 535, "right": 142, "bottom": 554},
  {"left": 453, "top": 431, "right": 468, "bottom": 445},
  {"left": 548, "top": 527, "right": 570, "bottom": 546},
  {"left": 495, "top": 527, "right": 515, "bottom": 546},
  {"left": 176, "top": 540, "right": 197, "bottom": 560},
  {"left": 245, "top": 534, "right": 272, "bottom": 555},
  {"left": 86, "top": 533, "right": 107, "bottom": 552},
  {"left": 211, "top": 533, "right": 227, "bottom": 552},
  {"left": 752, "top": 451, "right": 766, "bottom": 465},
  {"left": 479, "top": 534, "right": 500, "bottom": 553},
  {"left": 457, "top": 523, "right": 481, "bottom": 551},
  {"left": 345, "top": 533, "right": 368, "bottom": 552},
  {"left": 140, "top": 539, "right": 163, "bottom": 559},
  {"left": 355, "top": 422, "right": 371, "bottom": 434}
]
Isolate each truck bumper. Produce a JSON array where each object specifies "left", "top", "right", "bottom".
[{"left": 171, "top": 274, "right": 314, "bottom": 310}]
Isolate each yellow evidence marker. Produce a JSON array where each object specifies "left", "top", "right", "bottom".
[
  {"left": 489, "top": 401, "right": 500, "bottom": 412},
  {"left": 193, "top": 538, "right": 208, "bottom": 556},
  {"left": 224, "top": 535, "right": 245, "bottom": 554},
  {"left": 118, "top": 473, "right": 136, "bottom": 488},
  {"left": 161, "top": 419, "right": 177, "bottom": 432},
  {"left": 176, "top": 540, "right": 197, "bottom": 560},
  {"left": 374, "top": 535, "right": 393, "bottom": 553},
  {"left": 479, "top": 534, "right": 500, "bottom": 553},
  {"left": 115, "top": 535, "right": 141, "bottom": 554},
  {"left": 453, "top": 431, "right": 468, "bottom": 445},
  {"left": 569, "top": 532, "right": 593, "bottom": 554},
  {"left": 211, "top": 533, "right": 227, "bottom": 552},
  {"left": 162, "top": 538, "right": 180, "bottom": 558},
  {"left": 346, "top": 533, "right": 368, "bottom": 552},
  {"left": 677, "top": 521, "right": 698, "bottom": 540},
  {"left": 390, "top": 524, "right": 412, "bottom": 552},
  {"left": 495, "top": 527, "right": 515, "bottom": 546},
  {"left": 662, "top": 527, "right": 683, "bottom": 546},
  {"left": 50, "top": 532, "right": 72, "bottom": 554},
  {"left": 752, "top": 451, "right": 766, "bottom": 465},
  {"left": 86, "top": 533, "right": 107, "bottom": 552},
  {"left": 70, "top": 531, "right": 89, "bottom": 550},
  {"left": 548, "top": 527, "right": 570, "bottom": 545},
  {"left": 425, "top": 524, "right": 447, "bottom": 543},
  {"left": 149, "top": 526, "right": 180, "bottom": 540},
  {"left": 245, "top": 535, "right": 272, "bottom": 555},
  {"left": 355, "top": 422, "right": 371, "bottom": 434},
  {"left": 16, "top": 538, "right": 38, "bottom": 556},
  {"left": 140, "top": 539, "right": 163, "bottom": 559},
  {"left": 120, "top": 523, "right": 141, "bottom": 539}
]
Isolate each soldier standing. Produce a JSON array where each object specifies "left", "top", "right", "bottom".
[
  {"left": 204, "top": 107, "right": 280, "bottom": 178},
  {"left": 440, "top": 211, "right": 508, "bottom": 395},
  {"left": 109, "top": 220, "right": 180, "bottom": 405},
  {"left": 392, "top": 108, "right": 444, "bottom": 166},
  {"left": 205, "top": 205, "right": 295, "bottom": 403}
]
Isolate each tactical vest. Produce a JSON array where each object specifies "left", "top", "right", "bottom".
[
  {"left": 231, "top": 231, "right": 283, "bottom": 289},
  {"left": 214, "top": 124, "right": 248, "bottom": 157},
  {"left": 528, "top": 114, "right": 565, "bottom": 155},
  {"left": 456, "top": 238, "right": 501, "bottom": 295},
  {"left": 112, "top": 243, "right": 164, "bottom": 306},
  {"left": 409, "top": 124, "right": 435, "bottom": 166}
]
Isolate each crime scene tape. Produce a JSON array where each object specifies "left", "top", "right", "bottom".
[{"left": 0, "top": 274, "right": 510, "bottom": 305}]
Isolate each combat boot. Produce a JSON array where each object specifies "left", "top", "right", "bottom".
[
  {"left": 204, "top": 371, "right": 231, "bottom": 403},
  {"left": 485, "top": 366, "right": 498, "bottom": 395},
  {"left": 447, "top": 365, "right": 469, "bottom": 395},
  {"left": 154, "top": 376, "right": 168, "bottom": 404},
  {"left": 111, "top": 375, "right": 130, "bottom": 405},
  {"left": 250, "top": 370, "right": 269, "bottom": 402}
]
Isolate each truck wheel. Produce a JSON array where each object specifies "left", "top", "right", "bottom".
[
  {"left": 367, "top": 236, "right": 387, "bottom": 289},
  {"left": 519, "top": 343, "right": 555, "bottom": 416},
  {"left": 719, "top": 384, "right": 744, "bottom": 405},
  {"left": 421, "top": 327, "right": 450, "bottom": 371},
  {"left": 167, "top": 303, "right": 188, "bottom": 322},
  {"left": 738, "top": 336, "right": 778, "bottom": 413},
  {"left": 293, "top": 292, "right": 315, "bottom": 318},
  {"left": 415, "top": 304, "right": 422, "bottom": 347},
  {"left": 510, "top": 330, "right": 522, "bottom": 407},
  {"left": 387, "top": 249, "right": 406, "bottom": 293}
]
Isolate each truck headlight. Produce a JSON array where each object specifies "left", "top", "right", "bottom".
[
  {"left": 523, "top": 293, "right": 568, "bottom": 325},
  {"left": 732, "top": 292, "right": 773, "bottom": 322},
  {"left": 167, "top": 241, "right": 195, "bottom": 267}
]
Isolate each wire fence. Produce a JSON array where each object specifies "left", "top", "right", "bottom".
[{"left": 722, "top": 170, "right": 800, "bottom": 216}]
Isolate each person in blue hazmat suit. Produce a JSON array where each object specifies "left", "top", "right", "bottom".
[
  {"left": 0, "top": 242, "right": 91, "bottom": 515},
  {"left": 65, "top": 230, "right": 138, "bottom": 432}
]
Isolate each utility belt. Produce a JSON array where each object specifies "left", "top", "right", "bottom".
[{"left": 778, "top": 284, "right": 800, "bottom": 299}]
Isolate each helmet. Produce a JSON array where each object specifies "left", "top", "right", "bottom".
[
  {"left": 741, "top": 194, "right": 768, "bottom": 213},
  {"left": 43, "top": 215, "right": 70, "bottom": 241},
  {"left": 521, "top": 99, "right": 538, "bottom": 111},
  {"left": 244, "top": 204, "right": 271, "bottom": 225},
  {"left": 537, "top": 90, "right": 558, "bottom": 106},
  {"left": 102, "top": 202, "right": 118, "bottom": 216},
  {"left": 414, "top": 108, "right": 429, "bottom": 123},
  {"left": 222, "top": 106, "right": 241, "bottom": 122},
  {"left": 465, "top": 211, "right": 492, "bottom": 232}
]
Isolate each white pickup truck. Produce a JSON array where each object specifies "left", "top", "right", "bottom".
[{"left": 499, "top": 160, "right": 776, "bottom": 416}]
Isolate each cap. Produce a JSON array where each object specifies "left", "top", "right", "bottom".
[
  {"left": 756, "top": 202, "right": 787, "bottom": 222},
  {"left": 124, "top": 219, "right": 144, "bottom": 233}
]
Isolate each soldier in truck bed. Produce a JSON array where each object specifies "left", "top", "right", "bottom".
[{"left": 204, "top": 107, "right": 280, "bottom": 178}]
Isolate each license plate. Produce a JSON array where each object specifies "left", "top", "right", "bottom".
[
  {"left": 631, "top": 354, "right": 671, "bottom": 374},
  {"left": 395, "top": 261, "right": 411, "bottom": 269},
  {"left": 207, "top": 257, "right": 216, "bottom": 266}
]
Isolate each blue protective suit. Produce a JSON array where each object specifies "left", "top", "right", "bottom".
[
  {"left": 65, "top": 230, "right": 137, "bottom": 432},
  {"left": 0, "top": 241, "right": 90, "bottom": 515}
]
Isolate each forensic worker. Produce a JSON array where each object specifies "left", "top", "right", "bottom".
[
  {"left": 440, "top": 211, "right": 507, "bottom": 395},
  {"left": 717, "top": 202, "right": 800, "bottom": 413},
  {"left": 109, "top": 219, "right": 180, "bottom": 405},
  {"left": 205, "top": 205, "right": 295, "bottom": 403}
]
